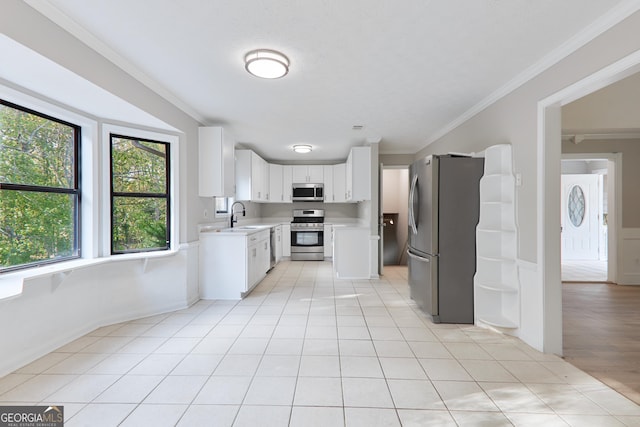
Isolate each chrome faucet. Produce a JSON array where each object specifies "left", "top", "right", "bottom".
[{"left": 230, "top": 201, "right": 246, "bottom": 228}]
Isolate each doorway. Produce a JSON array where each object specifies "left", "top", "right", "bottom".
[
  {"left": 537, "top": 50, "right": 640, "bottom": 355},
  {"left": 381, "top": 167, "right": 409, "bottom": 266},
  {"left": 560, "top": 158, "right": 612, "bottom": 282}
]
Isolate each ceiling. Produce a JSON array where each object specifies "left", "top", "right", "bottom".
[{"left": 26, "top": 0, "right": 628, "bottom": 161}]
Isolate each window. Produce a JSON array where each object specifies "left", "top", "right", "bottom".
[
  {"left": 110, "top": 134, "right": 170, "bottom": 254},
  {"left": 215, "top": 196, "right": 234, "bottom": 217},
  {"left": 0, "top": 99, "right": 80, "bottom": 272}
]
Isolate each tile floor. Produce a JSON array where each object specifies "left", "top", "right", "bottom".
[{"left": 1, "top": 261, "right": 639, "bottom": 426}]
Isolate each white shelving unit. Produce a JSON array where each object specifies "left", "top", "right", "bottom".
[{"left": 474, "top": 144, "right": 520, "bottom": 330}]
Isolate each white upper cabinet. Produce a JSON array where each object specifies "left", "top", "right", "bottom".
[
  {"left": 346, "top": 147, "right": 371, "bottom": 201},
  {"left": 262, "top": 158, "right": 270, "bottom": 201},
  {"left": 236, "top": 148, "right": 370, "bottom": 203},
  {"left": 333, "top": 163, "right": 346, "bottom": 203},
  {"left": 235, "top": 149, "right": 269, "bottom": 202},
  {"left": 323, "top": 165, "right": 334, "bottom": 203},
  {"left": 307, "top": 165, "right": 324, "bottom": 182},
  {"left": 198, "top": 126, "right": 235, "bottom": 197},
  {"left": 292, "top": 165, "right": 323, "bottom": 183},
  {"left": 269, "top": 163, "right": 284, "bottom": 203},
  {"left": 282, "top": 165, "right": 293, "bottom": 202}
]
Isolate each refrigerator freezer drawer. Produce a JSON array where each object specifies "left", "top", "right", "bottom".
[{"left": 407, "top": 250, "right": 438, "bottom": 319}]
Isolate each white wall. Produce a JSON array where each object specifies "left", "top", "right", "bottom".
[
  {"left": 563, "top": 71, "right": 640, "bottom": 132},
  {"left": 0, "top": 245, "right": 198, "bottom": 376}
]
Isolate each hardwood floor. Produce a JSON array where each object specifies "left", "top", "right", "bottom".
[{"left": 563, "top": 281, "right": 640, "bottom": 405}]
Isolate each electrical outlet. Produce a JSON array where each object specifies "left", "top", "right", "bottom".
[{"left": 203, "top": 209, "right": 208, "bottom": 218}]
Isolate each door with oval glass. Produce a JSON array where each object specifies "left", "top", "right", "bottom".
[{"left": 561, "top": 174, "right": 600, "bottom": 260}]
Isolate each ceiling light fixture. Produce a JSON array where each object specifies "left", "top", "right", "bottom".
[
  {"left": 293, "top": 144, "right": 312, "bottom": 154},
  {"left": 245, "top": 49, "right": 289, "bottom": 79}
]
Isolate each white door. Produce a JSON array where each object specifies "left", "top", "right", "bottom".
[{"left": 561, "top": 174, "right": 600, "bottom": 260}]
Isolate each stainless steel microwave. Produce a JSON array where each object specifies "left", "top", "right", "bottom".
[{"left": 292, "top": 183, "right": 324, "bottom": 202}]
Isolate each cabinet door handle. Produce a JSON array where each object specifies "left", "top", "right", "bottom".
[{"left": 407, "top": 250, "right": 430, "bottom": 263}]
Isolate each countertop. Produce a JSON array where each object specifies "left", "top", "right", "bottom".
[
  {"left": 198, "top": 218, "right": 366, "bottom": 236},
  {"left": 199, "top": 223, "right": 276, "bottom": 236}
]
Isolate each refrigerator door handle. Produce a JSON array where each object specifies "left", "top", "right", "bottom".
[
  {"left": 409, "top": 173, "right": 418, "bottom": 235},
  {"left": 407, "top": 250, "right": 429, "bottom": 262}
]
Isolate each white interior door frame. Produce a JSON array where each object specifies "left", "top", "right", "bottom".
[
  {"left": 538, "top": 49, "right": 640, "bottom": 355},
  {"left": 561, "top": 153, "right": 621, "bottom": 283},
  {"left": 378, "top": 162, "right": 384, "bottom": 276}
]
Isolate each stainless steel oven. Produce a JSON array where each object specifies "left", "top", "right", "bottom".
[{"left": 291, "top": 209, "right": 324, "bottom": 261}]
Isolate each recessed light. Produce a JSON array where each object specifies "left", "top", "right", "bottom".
[
  {"left": 245, "top": 49, "right": 289, "bottom": 79},
  {"left": 293, "top": 144, "right": 312, "bottom": 153}
]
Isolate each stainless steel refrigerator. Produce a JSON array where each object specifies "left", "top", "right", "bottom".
[{"left": 408, "top": 154, "right": 484, "bottom": 323}]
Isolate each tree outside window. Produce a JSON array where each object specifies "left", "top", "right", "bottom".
[
  {"left": 110, "top": 134, "right": 170, "bottom": 253},
  {"left": 0, "top": 100, "right": 80, "bottom": 271}
]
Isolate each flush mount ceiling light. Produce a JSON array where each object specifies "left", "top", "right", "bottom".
[
  {"left": 293, "top": 144, "right": 312, "bottom": 154},
  {"left": 245, "top": 49, "right": 289, "bottom": 79}
]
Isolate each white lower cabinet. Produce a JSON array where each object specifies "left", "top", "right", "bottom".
[
  {"left": 282, "top": 224, "right": 291, "bottom": 256},
  {"left": 333, "top": 226, "right": 369, "bottom": 279},
  {"left": 199, "top": 229, "right": 270, "bottom": 299},
  {"left": 323, "top": 224, "right": 333, "bottom": 257},
  {"left": 247, "top": 238, "right": 261, "bottom": 288},
  {"left": 275, "top": 225, "right": 283, "bottom": 263}
]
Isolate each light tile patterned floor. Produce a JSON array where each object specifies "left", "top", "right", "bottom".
[{"left": 1, "top": 261, "right": 638, "bottom": 426}]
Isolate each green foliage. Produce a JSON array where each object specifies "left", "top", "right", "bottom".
[
  {"left": 111, "top": 136, "right": 169, "bottom": 253},
  {"left": 0, "top": 103, "right": 77, "bottom": 270},
  {"left": 112, "top": 196, "right": 168, "bottom": 252}
]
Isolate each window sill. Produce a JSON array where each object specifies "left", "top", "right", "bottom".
[{"left": 0, "top": 250, "right": 180, "bottom": 301}]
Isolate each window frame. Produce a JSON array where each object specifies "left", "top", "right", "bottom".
[
  {"left": 109, "top": 133, "right": 171, "bottom": 255},
  {"left": 214, "top": 196, "right": 234, "bottom": 218},
  {"left": 0, "top": 98, "right": 81, "bottom": 273}
]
